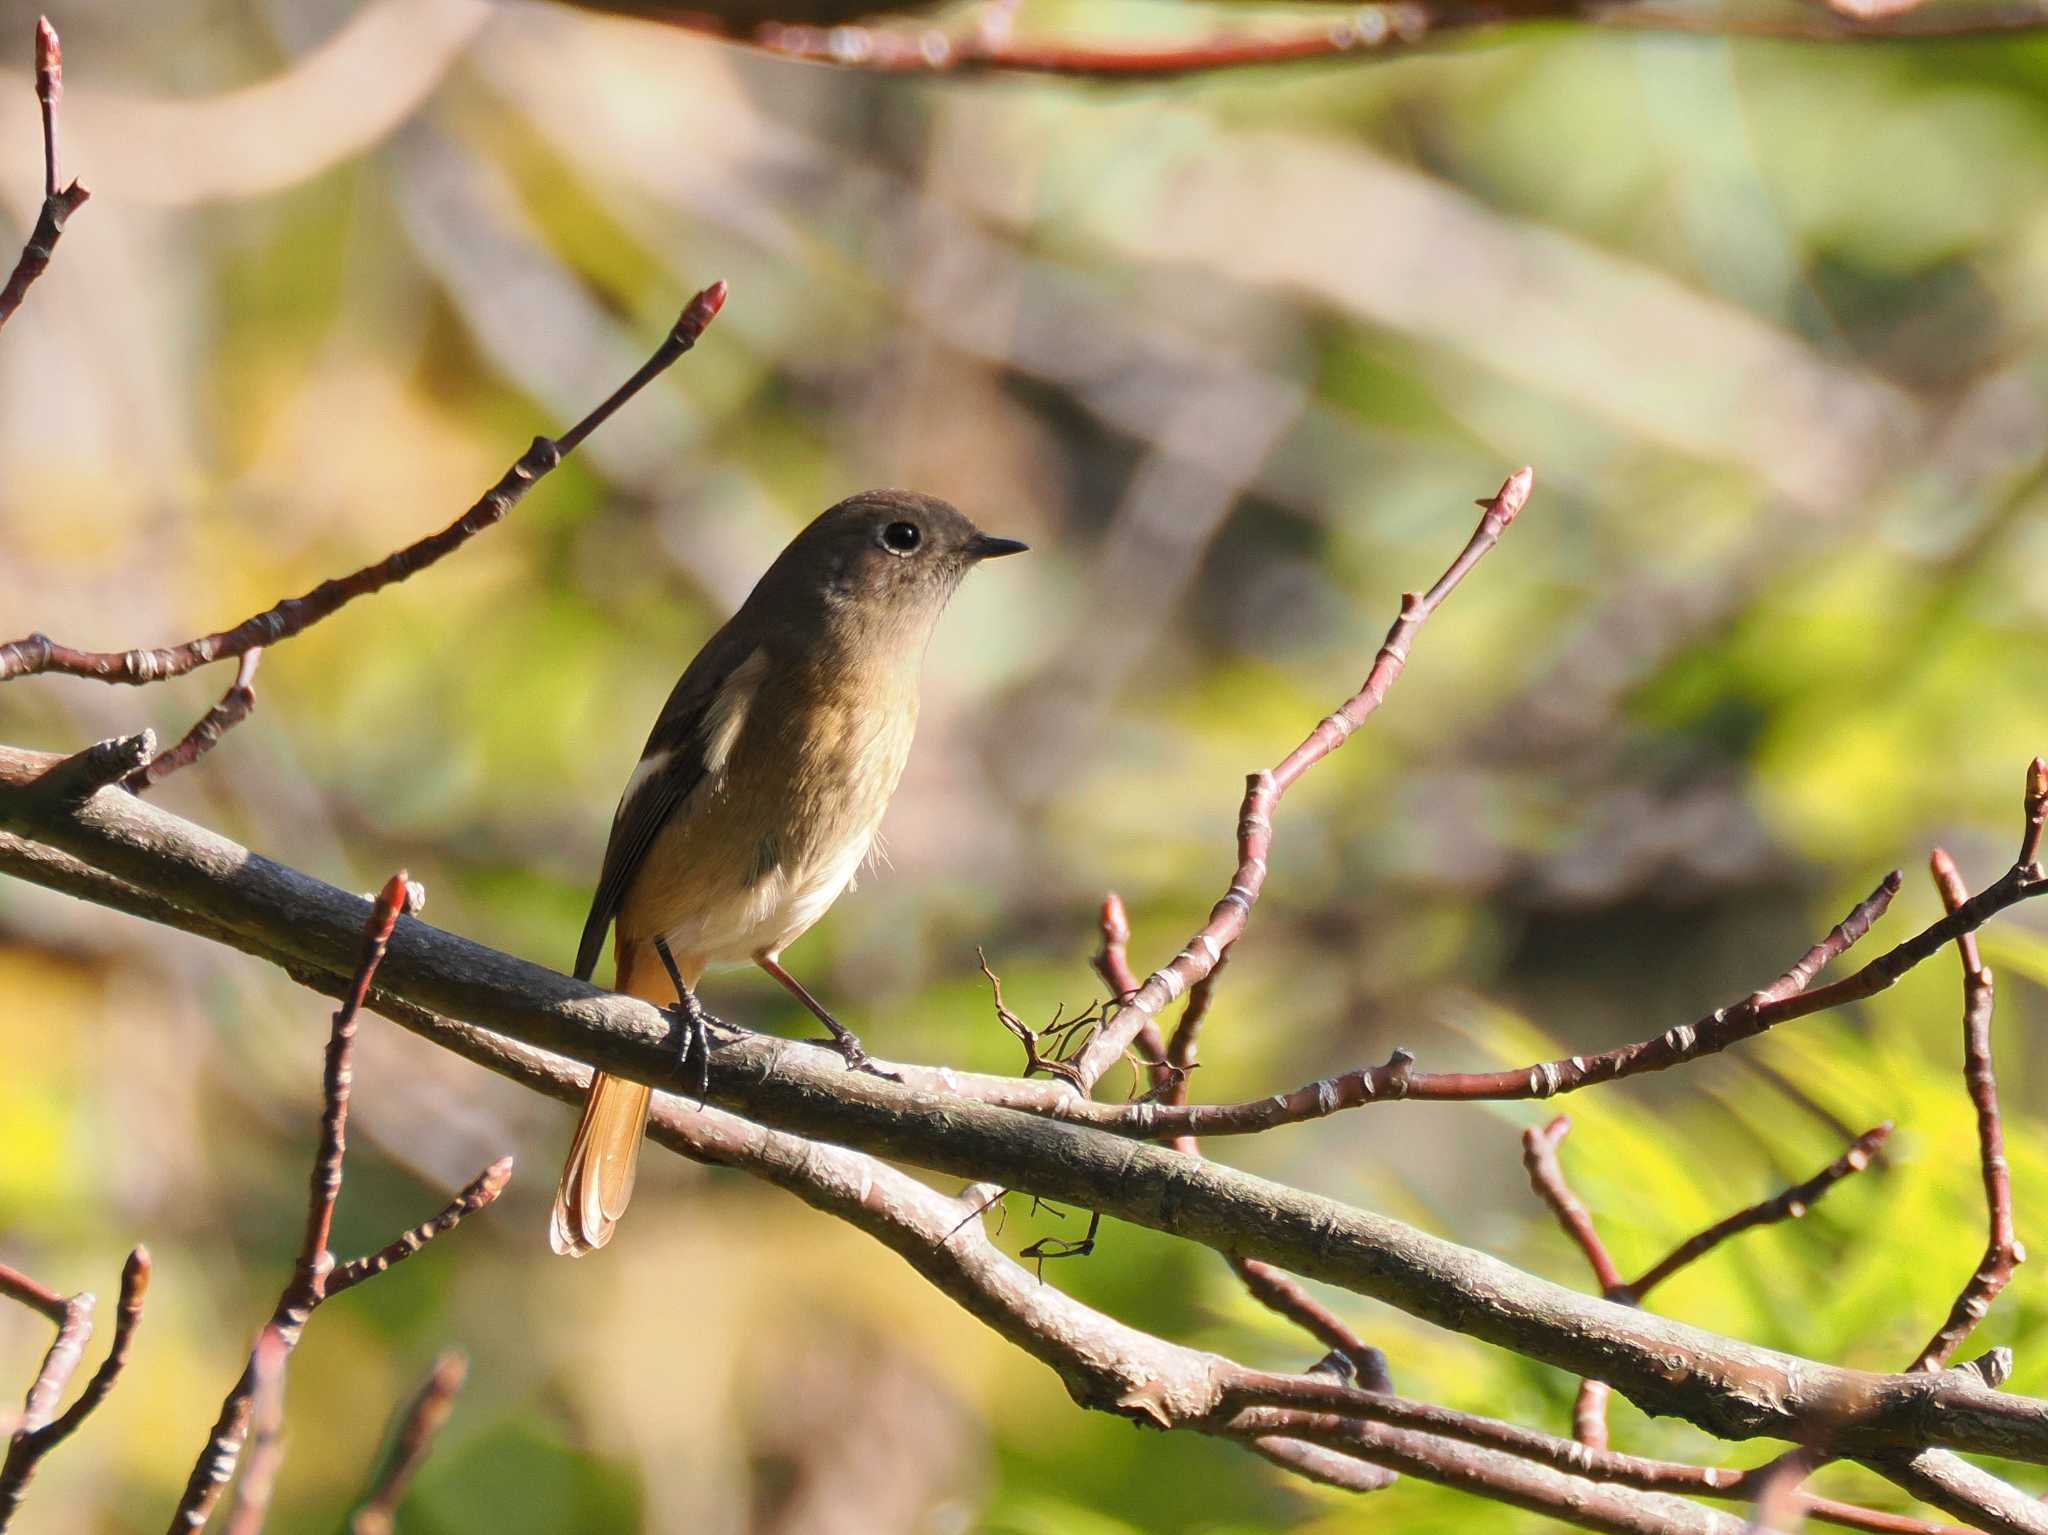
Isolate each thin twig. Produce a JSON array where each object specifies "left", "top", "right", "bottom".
[
  {"left": 1744, "top": 1448, "right": 1819, "bottom": 1533},
  {"left": 0, "top": 18, "right": 90, "bottom": 336},
  {"left": 350, "top": 1351, "right": 467, "bottom": 1535},
  {"left": 11, "top": 1295, "right": 90, "bottom": 1450},
  {"left": 1227, "top": 1256, "right": 1383, "bottom": 1370},
  {"left": 1065, "top": 467, "right": 1533, "bottom": 1089},
  {"left": 1521, "top": 1116, "right": 1627, "bottom": 1296},
  {"left": 0, "top": 283, "right": 728, "bottom": 684},
  {"left": 1522, "top": 1119, "right": 1891, "bottom": 1459},
  {"left": 1056, "top": 869, "right": 1966, "bottom": 1137},
  {"left": 1092, "top": 892, "right": 1140, "bottom": 1004},
  {"left": 978, "top": 952, "right": 1088, "bottom": 1089},
  {"left": 0, "top": 1264, "right": 67, "bottom": 1326},
  {"left": 167, "top": 873, "right": 507, "bottom": 1533},
  {"left": 125, "top": 650, "right": 263, "bottom": 794},
  {"left": 748, "top": 0, "right": 2048, "bottom": 77},
  {"left": 1248, "top": 1434, "right": 1398, "bottom": 1493},
  {"left": 328, "top": 1157, "right": 514, "bottom": 1295},
  {"left": 1910, "top": 849, "right": 2023, "bottom": 1372},
  {"left": 1116, "top": 860, "right": 1379, "bottom": 1374},
  {"left": 1090, "top": 892, "right": 1170, "bottom": 1086},
  {"left": 1573, "top": 1380, "right": 1612, "bottom": 1452},
  {"left": 2019, "top": 757, "right": 2047, "bottom": 876},
  {"left": 1220, "top": 1373, "right": 1967, "bottom": 1528},
  {"left": 1627, "top": 1124, "right": 1891, "bottom": 1301},
  {"left": 0, "top": 1247, "right": 149, "bottom": 1530},
  {"left": 219, "top": 1334, "right": 289, "bottom": 1535},
  {"left": 755, "top": 10, "right": 1449, "bottom": 75}
]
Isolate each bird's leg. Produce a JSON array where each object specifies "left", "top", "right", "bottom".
[
  {"left": 754, "top": 953, "right": 899, "bottom": 1080},
  {"left": 653, "top": 935, "right": 713, "bottom": 1097}
]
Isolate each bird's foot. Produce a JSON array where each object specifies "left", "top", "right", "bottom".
[
  {"left": 667, "top": 990, "right": 715, "bottom": 1097},
  {"left": 653, "top": 937, "right": 717, "bottom": 1097},
  {"left": 814, "top": 1020, "right": 902, "bottom": 1082}
]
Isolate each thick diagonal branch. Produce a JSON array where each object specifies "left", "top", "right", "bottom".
[{"left": 6, "top": 752, "right": 2048, "bottom": 1468}]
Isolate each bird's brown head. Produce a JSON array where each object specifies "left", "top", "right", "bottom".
[{"left": 755, "top": 489, "right": 1027, "bottom": 652}]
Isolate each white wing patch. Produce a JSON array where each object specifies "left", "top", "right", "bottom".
[
  {"left": 614, "top": 748, "right": 672, "bottom": 823},
  {"left": 610, "top": 648, "right": 769, "bottom": 824},
  {"left": 700, "top": 647, "right": 769, "bottom": 777}
]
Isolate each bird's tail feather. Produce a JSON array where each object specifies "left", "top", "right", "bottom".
[{"left": 549, "top": 1071, "right": 653, "bottom": 1257}]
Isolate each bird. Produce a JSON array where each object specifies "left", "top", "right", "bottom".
[{"left": 550, "top": 489, "right": 1028, "bottom": 1256}]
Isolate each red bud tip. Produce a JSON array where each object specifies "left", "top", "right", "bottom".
[
  {"left": 1928, "top": 848, "right": 1968, "bottom": 909},
  {"left": 1099, "top": 891, "right": 1130, "bottom": 945},
  {"left": 1489, "top": 465, "right": 1534, "bottom": 524},
  {"left": 2028, "top": 756, "right": 2048, "bottom": 801},
  {"left": 123, "top": 1245, "right": 153, "bottom": 1296},
  {"left": 35, "top": 17, "right": 60, "bottom": 100},
  {"left": 671, "top": 281, "right": 728, "bottom": 349}
]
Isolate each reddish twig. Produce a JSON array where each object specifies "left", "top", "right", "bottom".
[
  {"left": 1746, "top": 1448, "right": 1821, "bottom": 1534},
  {"left": 757, "top": 0, "right": 1597, "bottom": 77},
  {"left": 1521, "top": 1116, "right": 1627, "bottom": 1296},
  {"left": 1224, "top": 1389, "right": 1967, "bottom": 1534},
  {"left": 1522, "top": 1117, "right": 1889, "bottom": 1461},
  {"left": 166, "top": 874, "right": 509, "bottom": 1533},
  {"left": 1626, "top": 1124, "right": 1892, "bottom": 1302},
  {"left": 0, "top": 1264, "right": 66, "bottom": 1327},
  {"left": 0, "top": 18, "right": 90, "bottom": 336},
  {"left": 1218, "top": 1373, "right": 1966, "bottom": 1529},
  {"left": 2019, "top": 757, "right": 2048, "bottom": 876},
  {"left": 350, "top": 1350, "right": 468, "bottom": 1535},
  {"left": 1065, "top": 467, "right": 1533, "bottom": 1090},
  {"left": 1162, "top": 959, "right": 1222, "bottom": 1110},
  {"left": 1228, "top": 1255, "right": 1384, "bottom": 1369},
  {"left": 1909, "top": 849, "right": 2023, "bottom": 1372},
  {"left": 0, "top": 1247, "right": 150, "bottom": 1530},
  {"left": 1248, "top": 1433, "right": 1398, "bottom": 1492},
  {"left": 6, "top": 1292, "right": 89, "bottom": 1470},
  {"left": 1090, "top": 892, "right": 1171, "bottom": 1087},
  {"left": 1121, "top": 865, "right": 1381, "bottom": 1375},
  {"left": 1091, "top": 891, "right": 1140, "bottom": 1004},
  {"left": 329, "top": 1157, "right": 513, "bottom": 1295},
  {"left": 0, "top": 282, "right": 728, "bottom": 685},
  {"left": 1573, "top": 1380, "right": 1613, "bottom": 1453},
  {"left": 125, "top": 650, "right": 263, "bottom": 795},
  {"left": 1053, "top": 867, "right": 2025, "bottom": 1138},
  {"left": 747, "top": 0, "right": 2048, "bottom": 77},
  {"left": 219, "top": 1333, "right": 288, "bottom": 1535}
]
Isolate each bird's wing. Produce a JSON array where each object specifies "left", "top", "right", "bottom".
[{"left": 573, "top": 618, "right": 762, "bottom": 981}]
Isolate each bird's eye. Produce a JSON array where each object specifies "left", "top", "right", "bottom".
[{"left": 880, "top": 521, "right": 922, "bottom": 555}]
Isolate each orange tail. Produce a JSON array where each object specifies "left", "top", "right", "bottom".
[
  {"left": 549, "top": 1071, "right": 653, "bottom": 1256},
  {"left": 549, "top": 939, "right": 695, "bottom": 1257}
]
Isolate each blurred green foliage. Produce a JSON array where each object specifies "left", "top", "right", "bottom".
[{"left": 2, "top": 1, "right": 2047, "bottom": 1530}]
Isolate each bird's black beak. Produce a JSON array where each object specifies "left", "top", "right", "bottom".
[{"left": 966, "top": 533, "right": 1030, "bottom": 561}]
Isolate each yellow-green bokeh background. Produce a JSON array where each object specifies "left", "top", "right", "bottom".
[{"left": 4, "top": 2, "right": 2048, "bottom": 1529}]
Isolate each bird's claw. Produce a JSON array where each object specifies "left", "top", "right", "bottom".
[
  {"left": 815, "top": 1026, "right": 901, "bottom": 1082},
  {"left": 666, "top": 993, "right": 712, "bottom": 1098}
]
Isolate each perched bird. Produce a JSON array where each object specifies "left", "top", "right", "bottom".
[{"left": 550, "top": 489, "right": 1027, "bottom": 1256}]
